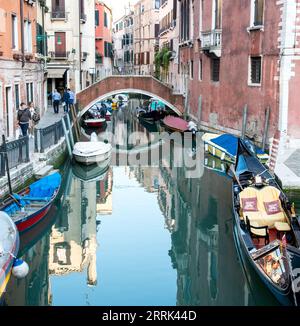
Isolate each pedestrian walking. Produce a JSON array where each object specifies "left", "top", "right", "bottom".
[
  {"left": 63, "top": 88, "right": 70, "bottom": 114},
  {"left": 28, "top": 102, "right": 40, "bottom": 138},
  {"left": 52, "top": 89, "right": 61, "bottom": 114},
  {"left": 67, "top": 88, "right": 75, "bottom": 112},
  {"left": 17, "top": 103, "right": 31, "bottom": 137}
]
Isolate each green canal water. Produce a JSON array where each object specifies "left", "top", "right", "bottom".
[{"left": 3, "top": 107, "right": 286, "bottom": 306}]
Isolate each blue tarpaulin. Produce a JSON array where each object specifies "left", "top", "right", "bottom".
[
  {"left": 29, "top": 172, "right": 61, "bottom": 198},
  {"left": 211, "top": 134, "right": 265, "bottom": 157}
]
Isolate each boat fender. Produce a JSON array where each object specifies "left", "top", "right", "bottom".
[{"left": 12, "top": 259, "right": 29, "bottom": 279}]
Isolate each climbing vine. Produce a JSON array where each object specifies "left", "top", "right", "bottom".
[{"left": 154, "top": 47, "right": 172, "bottom": 80}]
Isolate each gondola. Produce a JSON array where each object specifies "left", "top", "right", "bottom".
[
  {"left": 0, "top": 212, "right": 19, "bottom": 302},
  {"left": 0, "top": 173, "right": 61, "bottom": 233},
  {"left": 202, "top": 132, "right": 269, "bottom": 164},
  {"left": 232, "top": 138, "right": 300, "bottom": 306},
  {"left": 138, "top": 110, "right": 167, "bottom": 123}
]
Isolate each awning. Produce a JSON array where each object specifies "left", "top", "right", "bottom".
[{"left": 47, "top": 68, "right": 67, "bottom": 79}]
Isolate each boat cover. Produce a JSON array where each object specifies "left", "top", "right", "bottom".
[
  {"left": 163, "top": 116, "right": 189, "bottom": 132},
  {"left": 73, "top": 142, "right": 112, "bottom": 156},
  {"left": 28, "top": 172, "right": 61, "bottom": 198},
  {"left": 211, "top": 134, "right": 267, "bottom": 157},
  {"left": 150, "top": 100, "right": 165, "bottom": 111},
  {"left": 3, "top": 173, "right": 61, "bottom": 216}
]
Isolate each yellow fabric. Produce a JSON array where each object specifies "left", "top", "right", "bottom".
[
  {"left": 239, "top": 186, "right": 287, "bottom": 228},
  {"left": 274, "top": 222, "right": 291, "bottom": 232},
  {"left": 250, "top": 221, "right": 268, "bottom": 237}
]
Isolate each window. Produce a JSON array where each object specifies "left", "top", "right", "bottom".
[
  {"left": 211, "top": 58, "right": 220, "bottom": 82},
  {"left": 104, "top": 42, "right": 112, "bottom": 58},
  {"left": 199, "top": 59, "right": 203, "bottom": 81},
  {"left": 51, "top": 0, "right": 66, "bottom": 18},
  {"left": 104, "top": 12, "right": 108, "bottom": 27},
  {"left": 95, "top": 10, "right": 99, "bottom": 26},
  {"left": 15, "top": 84, "right": 20, "bottom": 109},
  {"left": 213, "top": 0, "right": 222, "bottom": 30},
  {"left": 27, "top": 21, "right": 32, "bottom": 53},
  {"left": 180, "top": 0, "right": 190, "bottom": 42},
  {"left": 12, "top": 15, "right": 18, "bottom": 50},
  {"left": 190, "top": 60, "right": 194, "bottom": 79},
  {"left": 154, "top": 0, "right": 160, "bottom": 9},
  {"left": 26, "top": 82, "right": 34, "bottom": 103},
  {"left": 24, "top": 21, "right": 28, "bottom": 52},
  {"left": 23, "top": 21, "right": 32, "bottom": 52},
  {"left": 250, "top": 56, "right": 262, "bottom": 85},
  {"left": 251, "top": 0, "right": 264, "bottom": 26}
]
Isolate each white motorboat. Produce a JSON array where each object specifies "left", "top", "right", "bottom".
[{"left": 73, "top": 133, "right": 112, "bottom": 166}]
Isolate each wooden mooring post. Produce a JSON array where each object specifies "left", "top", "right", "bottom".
[{"left": 262, "top": 106, "right": 270, "bottom": 151}]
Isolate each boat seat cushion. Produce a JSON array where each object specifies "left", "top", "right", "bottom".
[{"left": 240, "top": 186, "right": 286, "bottom": 228}]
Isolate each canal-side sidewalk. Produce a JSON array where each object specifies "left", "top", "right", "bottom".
[
  {"left": 0, "top": 108, "right": 68, "bottom": 197},
  {"left": 275, "top": 144, "right": 300, "bottom": 189}
]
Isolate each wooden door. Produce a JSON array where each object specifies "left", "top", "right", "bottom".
[{"left": 55, "top": 32, "right": 66, "bottom": 57}]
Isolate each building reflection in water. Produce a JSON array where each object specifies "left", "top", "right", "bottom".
[
  {"left": 3, "top": 233, "right": 51, "bottom": 306},
  {"left": 128, "top": 160, "right": 259, "bottom": 306},
  {"left": 49, "top": 167, "right": 113, "bottom": 300}
]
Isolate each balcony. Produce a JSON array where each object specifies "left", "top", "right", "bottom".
[
  {"left": 51, "top": 11, "right": 66, "bottom": 20},
  {"left": 201, "top": 29, "right": 222, "bottom": 57},
  {"left": 49, "top": 51, "right": 70, "bottom": 59}
]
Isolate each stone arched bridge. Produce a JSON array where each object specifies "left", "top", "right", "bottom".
[{"left": 76, "top": 76, "right": 185, "bottom": 116}]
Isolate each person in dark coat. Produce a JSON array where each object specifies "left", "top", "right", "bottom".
[
  {"left": 63, "top": 88, "right": 70, "bottom": 113},
  {"left": 17, "top": 103, "right": 31, "bottom": 137}
]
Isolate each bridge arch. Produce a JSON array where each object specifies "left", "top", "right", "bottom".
[{"left": 76, "top": 76, "right": 185, "bottom": 117}]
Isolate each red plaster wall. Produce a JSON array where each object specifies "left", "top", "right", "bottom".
[
  {"left": 184, "top": 0, "right": 281, "bottom": 141},
  {"left": 95, "top": 2, "right": 112, "bottom": 58}
]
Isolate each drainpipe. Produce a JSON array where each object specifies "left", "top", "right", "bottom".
[
  {"left": 79, "top": 0, "right": 82, "bottom": 90},
  {"left": 20, "top": 0, "right": 25, "bottom": 68}
]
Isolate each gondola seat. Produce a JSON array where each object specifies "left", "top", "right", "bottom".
[{"left": 239, "top": 186, "right": 287, "bottom": 229}]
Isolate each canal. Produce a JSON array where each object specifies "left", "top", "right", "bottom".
[{"left": 4, "top": 102, "right": 295, "bottom": 306}]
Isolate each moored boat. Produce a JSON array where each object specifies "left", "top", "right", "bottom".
[
  {"left": 162, "top": 116, "right": 198, "bottom": 134},
  {"left": 0, "top": 212, "right": 19, "bottom": 302},
  {"left": 0, "top": 173, "right": 61, "bottom": 233},
  {"left": 202, "top": 132, "right": 269, "bottom": 164},
  {"left": 84, "top": 117, "right": 106, "bottom": 128},
  {"left": 73, "top": 141, "right": 112, "bottom": 166},
  {"left": 232, "top": 139, "right": 300, "bottom": 306}
]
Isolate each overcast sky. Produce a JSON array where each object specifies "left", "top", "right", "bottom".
[{"left": 103, "top": 0, "right": 139, "bottom": 22}]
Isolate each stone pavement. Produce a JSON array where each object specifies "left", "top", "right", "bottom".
[
  {"left": 36, "top": 107, "right": 66, "bottom": 129},
  {"left": 275, "top": 146, "right": 300, "bottom": 189},
  {"left": 285, "top": 149, "right": 300, "bottom": 178},
  {"left": 28, "top": 107, "right": 65, "bottom": 153}
]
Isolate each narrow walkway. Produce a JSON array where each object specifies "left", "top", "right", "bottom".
[
  {"left": 36, "top": 108, "right": 66, "bottom": 129},
  {"left": 28, "top": 107, "right": 65, "bottom": 153},
  {"left": 275, "top": 147, "right": 300, "bottom": 189}
]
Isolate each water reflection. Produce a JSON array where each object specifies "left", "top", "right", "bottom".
[{"left": 3, "top": 104, "right": 281, "bottom": 306}]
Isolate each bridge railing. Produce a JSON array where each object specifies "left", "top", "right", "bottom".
[
  {"left": 34, "top": 110, "right": 75, "bottom": 153},
  {"left": 0, "top": 136, "right": 30, "bottom": 176}
]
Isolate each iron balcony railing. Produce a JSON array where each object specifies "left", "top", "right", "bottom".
[
  {"left": 201, "top": 29, "right": 222, "bottom": 49},
  {"left": 0, "top": 136, "right": 30, "bottom": 176},
  {"left": 49, "top": 51, "right": 70, "bottom": 59},
  {"left": 51, "top": 11, "right": 66, "bottom": 19}
]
